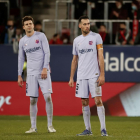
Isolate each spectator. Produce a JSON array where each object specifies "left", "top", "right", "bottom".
[
  {"left": 128, "top": 0, "right": 140, "bottom": 44},
  {"left": 61, "top": 27, "right": 71, "bottom": 44},
  {"left": 1, "top": 19, "right": 16, "bottom": 44},
  {"left": 110, "top": 0, "right": 128, "bottom": 20},
  {"left": 49, "top": 33, "right": 63, "bottom": 44},
  {"left": 133, "top": 29, "right": 140, "bottom": 44},
  {"left": 90, "top": 22, "right": 98, "bottom": 33},
  {"left": 34, "top": 21, "right": 43, "bottom": 32},
  {"left": 115, "top": 22, "right": 131, "bottom": 45},
  {"left": 73, "top": 0, "right": 87, "bottom": 19},
  {"left": 99, "top": 24, "right": 110, "bottom": 44},
  {"left": 110, "top": 0, "right": 128, "bottom": 43},
  {"left": 12, "top": 27, "right": 24, "bottom": 53},
  {"left": 129, "top": 0, "right": 140, "bottom": 19},
  {"left": 88, "top": 0, "right": 104, "bottom": 19}
]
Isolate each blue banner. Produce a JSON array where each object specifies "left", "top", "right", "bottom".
[
  {"left": 0, "top": 45, "right": 140, "bottom": 82},
  {"left": 104, "top": 46, "right": 140, "bottom": 82}
]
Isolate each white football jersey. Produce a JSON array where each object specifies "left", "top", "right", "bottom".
[{"left": 73, "top": 31, "right": 103, "bottom": 80}]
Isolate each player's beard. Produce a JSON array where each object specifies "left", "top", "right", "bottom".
[
  {"left": 27, "top": 28, "right": 33, "bottom": 33},
  {"left": 83, "top": 29, "right": 90, "bottom": 35}
]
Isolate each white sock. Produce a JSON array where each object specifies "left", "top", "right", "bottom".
[
  {"left": 82, "top": 106, "right": 91, "bottom": 131},
  {"left": 30, "top": 97, "right": 38, "bottom": 129},
  {"left": 97, "top": 106, "right": 106, "bottom": 130},
  {"left": 43, "top": 94, "right": 53, "bottom": 127}
]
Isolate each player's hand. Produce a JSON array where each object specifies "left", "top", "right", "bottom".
[
  {"left": 96, "top": 75, "right": 105, "bottom": 86},
  {"left": 41, "top": 68, "right": 47, "bottom": 79},
  {"left": 68, "top": 78, "right": 74, "bottom": 87},
  {"left": 18, "top": 75, "right": 24, "bottom": 87}
]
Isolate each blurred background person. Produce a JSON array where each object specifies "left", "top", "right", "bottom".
[
  {"left": 49, "top": 33, "right": 63, "bottom": 44},
  {"left": 115, "top": 22, "right": 131, "bottom": 45},
  {"left": 34, "top": 21, "right": 44, "bottom": 32},
  {"left": 109, "top": 0, "right": 128, "bottom": 44},
  {"left": 73, "top": 0, "right": 87, "bottom": 19},
  {"left": 129, "top": 0, "right": 140, "bottom": 19},
  {"left": 110, "top": 0, "right": 128, "bottom": 19},
  {"left": 99, "top": 24, "right": 110, "bottom": 44},
  {"left": 1, "top": 19, "right": 16, "bottom": 44},
  {"left": 12, "top": 27, "right": 24, "bottom": 53},
  {"left": 61, "top": 27, "right": 71, "bottom": 44},
  {"left": 90, "top": 22, "right": 98, "bottom": 33},
  {"left": 128, "top": 0, "right": 140, "bottom": 45}
]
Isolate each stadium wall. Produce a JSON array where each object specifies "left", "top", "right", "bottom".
[{"left": 0, "top": 45, "right": 140, "bottom": 116}]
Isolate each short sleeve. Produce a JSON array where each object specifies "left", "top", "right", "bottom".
[
  {"left": 72, "top": 40, "right": 78, "bottom": 55},
  {"left": 96, "top": 34, "right": 103, "bottom": 45}
]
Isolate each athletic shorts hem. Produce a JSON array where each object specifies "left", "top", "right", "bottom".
[
  {"left": 26, "top": 95, "right": 39, "bottom": 98},
  {"left": 43, "top": 92, "right": 53, "bottom": 94},
  {"left": 75, "top": 95, "right": 89, "bottom": 98},
  {"left": 91, "top": 95, "right": 102, "bottom": 98}
]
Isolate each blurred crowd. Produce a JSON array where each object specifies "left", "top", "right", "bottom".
[
  {"left": 0, "top": 0, "right": 140, "bottom": 49},
  {"left": 73, "top": 0, "right": 140, "bottom": 45}
]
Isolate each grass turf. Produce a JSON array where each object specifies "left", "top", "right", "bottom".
[{"left": 0, "top": 116, "right": 140, "bottom": 140}]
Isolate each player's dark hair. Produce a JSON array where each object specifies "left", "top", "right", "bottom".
[
  {"left": 22, "top": 16, "right": 34, "bottom": 26},
  {"left": 79, "top": 15, "right": 89, "bottom": 23}
]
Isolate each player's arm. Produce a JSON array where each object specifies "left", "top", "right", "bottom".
[
  {"left": 69, "top": 55, "right": 78, "bottom": 87},
  {"left": 18, "top": 39, "right": 25, "bottom": 87},
  {"left": 41, "top": 33, "right": 50, "bottom": 79},
  {"left": 96, "top": 44, "right": 105, "bottom": 86}
]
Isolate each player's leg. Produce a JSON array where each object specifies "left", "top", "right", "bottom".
[
  {"left": 81, "top": 98, "right": 91, "bottom": 131},
  {"left": 28, "top": 97, "right": 38, "bottom": 132},
  {"left": 89, "top": 78, "right": 108, "bottom": 136},
  {"left": 43, "top": 93, "right": 56, "bottom": 132},
  {"left": 38, "top": 72, "right": 56, "bottom": 132},
  {"left": 25, "top": 75, "right": 39, "bottom": 133},
  {"left": 94, "top": 96, "right": 108, "bottom": 136},
  {"left": 76, "top": 79, "right": 92, "bottom": 136}
]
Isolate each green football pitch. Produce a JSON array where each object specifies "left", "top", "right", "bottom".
[{"left": 0, "top": 116, "right": 140, "bottom": 140}]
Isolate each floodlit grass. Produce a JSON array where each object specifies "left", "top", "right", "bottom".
[{"left": 0, "top": 116, "right": 140, "bottom": 140}]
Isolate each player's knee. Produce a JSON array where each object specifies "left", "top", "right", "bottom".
[
  {"left": 30, "top": 98, "right": 37, "bottom": 105},
  {"left": 47, "top": 96, "right": 51, "bottom": 103},
  {"left": 44, "top": 94, "right": 52, "bottom": 103},
  {"left": 81, "top": 99, "right": 89, "bottom": 106},
  {"left": 95, "top": 98, "right": 102, "bottom": 106}
]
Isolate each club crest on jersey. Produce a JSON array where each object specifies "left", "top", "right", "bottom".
[
  {"left": 35, "top": 40, "right": 39, "bottom": 44},
  {"left": 89, "top": 41, "right": 93, "bottom": 45}
]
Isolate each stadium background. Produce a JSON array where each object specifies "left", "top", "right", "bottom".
[{"left": 0, "top": 0, "right": 140, "bottom": 117}]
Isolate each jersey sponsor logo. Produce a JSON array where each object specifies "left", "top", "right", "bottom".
[
  {"left": 79, "top": 49, "right": 93, "bottom": 54},
  {"left": 25, "top": 46, "right": 41, "bottom": 53},
  {"left": 0, "top": 96, "right": 11, "bottom": 110},
  {"left": 89, "top": 41, "right": 93, "bottom": 45},
  {"left": 35, "top": 40, "right": 39, "bottom": 44}
]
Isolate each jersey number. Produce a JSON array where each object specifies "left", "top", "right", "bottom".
[
  {"left": 76, "top": 83, "right": 79, "bottom": 94},
  {"left": 26, "top": 83, "right": 28, "bottom": 93}
]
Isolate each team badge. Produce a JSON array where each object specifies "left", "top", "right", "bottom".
[
  {"left": 35, "top": 40, "right": 39, "bottom": 44},
  {"left": 89, "top": 41, "right": 93, "bottom": 45}
]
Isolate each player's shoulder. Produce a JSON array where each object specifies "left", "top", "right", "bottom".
[
  {"left": 73, "top": 34, "right": 83, "bottom": 43},
  {"left": 35, "top": 31, "right": 47, "bottom": 40},
  {"left": 89, "top": 31, "right": 100, "bottom": 37},
  {"left": 19, "top": 35, "right": 26, "bottom": 44},
  {"left": 35, "top": 31, "right": 45, "bottom": 37}
]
